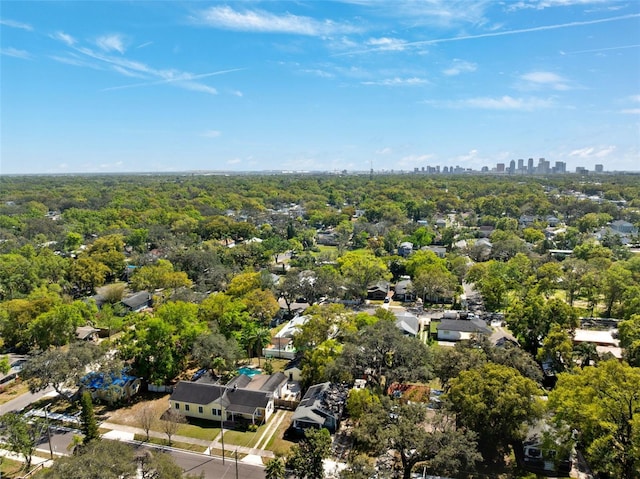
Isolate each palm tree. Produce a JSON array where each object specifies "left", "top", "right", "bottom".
[
  {"left": 254, "top": 327, "right": 272, "bottom": 367},
  {"left": 264, "top": 457, "right": 286, "bottom": 479}
]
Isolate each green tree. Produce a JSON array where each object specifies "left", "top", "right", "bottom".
[
  {"left": 618, "top": 314, "right": 640, "bottom": 366},
  {"left": 27, "top": 302, "right": 90, "bottom": 350},
  {"left": 446, "top": 363, "right": 543, "bottom": 461},
  {"left": 43, "top": 439, "right": 195, "bottom": 479},
  {"left": 192, "top": 331, "right": 242, "bottom": 377},
  {"left": 0, "top": 355, "right": 10, "bottom": 375},
  {"left": 0, "top": 412, "right": 44, "bottom": 471},
  {"left": 601, "top": 262, "right": 633, "bottom": 317},
  {"left": 549, "top": 360, "right": 640, "bottom": 479},
  {"left": 287, "top": 427, "right": 332, "bottom": 479},
  {"left": 353, "top": 400, "right": 480, "bottom": 479},
  {"left": 338, "top": 250, "right": 391, "bottom": 300},
  {"left": 80, "top": 391, "right": 99, "bottom": 444},
  {"left": 536, "top": 324, "right": 574, "bottom": 373},
  {"left": 346, "top": 388, "right": 381, "bottom": 420},
  {"left": 130, "top": 259, "right": 192, "bottom": 292},
  {"left": 20, "top": 342, "right": 103, "bottom": 399},
  {"left": 264, "top": 457, "right": 286, "bottom": 479}
]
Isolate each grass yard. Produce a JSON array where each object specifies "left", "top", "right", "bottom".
[
  {"left": 0, "top": 380, "right": 31, "bottom": 406},
  {"left": 176, "top": 421, "right": 220, "bottom": 441},
  {"left": 221, "top": 423, "right": 268, "bottom": 448},
  {"left": 265, "top": 412, "right": 295, "bottom": 457},
  {"left": 132, "top": 434, "right": 207, "bottom": 453},
  {"left": 0, "top": 457, "right": 28, "bottom": 478}
]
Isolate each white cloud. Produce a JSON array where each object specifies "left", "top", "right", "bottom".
[
  {"left": 361, "top": 77, "right": 428, "bottom": 86},
  {"left": 508, "top": 0, "right": 610, "bottom": 11},
  {"left": 443, "top": 59, "right": 477, "bottom": 76},
  {"left": 620, "top": 108, "right": 640, "bottom": 114},
  {"left": 0, "top": 18, "right": 33, "bottom": 31},
  {"left": 455, "top": 95, "right": 553, "bottom": 110},
  {"left": 336, "top": 13, "right": 639, "bottom": 56},
  {"left": 203, "top": 130, "right": 222, "bottom": 138},
  {"left": 569, "top": 145, "right": 616, "bottom": 158},
  {"left": 194, "top": 6, "right": 360, "bottom": 36},
  {"left": 1, "top": 47, "right": 31, "bottom": 59},
  {"left": 630, "top": 95, "right": 640, "bottom": 103},
  {"left": 519, "top": 71, "right": 571, "bottom": 90},
  {"left": 302, "top": 69, "right": 335, "bottom": 78},
  {"left": 227, "top": 158, "right": 243, "bottom": 165},
  {"left": 376, "top": 147, "right": 393, "bottom": 155},
  {"left": 340, "top": 0, "right": 491, "bottom": 29},
  {"left": 136, "top": 41, "right": 153, "bottom": 49},
  {"left": 51, "top": 31, "right": 76, "bottom": 46},
  {"left": 180, "top": 82, "right": 218, "bottom": 95},
  {"left": 365, "top": 37, "right": 408, "bottom": 52},
  {"left": 96, "top": 34, "right": 127, "bottom": 54}
]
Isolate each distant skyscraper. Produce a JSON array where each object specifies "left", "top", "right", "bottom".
[
  {"left": 517, "top": 159, "right": 524, "bottom": 172},
  {"left": 496, "top": 163, "right": 505, "bottom": 172},
  {"left": 509, "top": 160, "right": 516, "bottom": 174},
  {"left": 595, "top": 164, "right": 604, "bottom": 173},
  {"left": 443, "top": 166, "right": 449, "bottom": 173},
  {"left": 554, "top": 161, "right": 566, "bottom": 174},
  {"left": 576, "top": 166, "right": 588, "bottom": 174}
]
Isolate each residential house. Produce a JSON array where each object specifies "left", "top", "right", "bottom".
[
  {"left": 291, "top": 382, "right": 348, "bottom": 434},
  {"left": 76, "top": 326, "right": 100, "bottom": 341},
  {"left": 121, "top": 291, "right": 152, "bottom": 313},
  {"left": 283, "top": 357, "right": 303, "bottom": 382},
  {"left": 169, "top": 373, "right": 284, "bottom": 425},
  {"left": 435, "top": 218, "right": 447, "bottom": 229},
  {"left": 573, "top": 328, "right": 622, "bottom": 359},
  {"left": 263, "top": 336, "right": 297, "bottom": 360},
  {"left": 610, "top": 220, "right": 638, "bottom": 235},
  {"left": 423, "top": 245, "right": 446, "bottom": 258},
  {"left": 367, "top": 281, "right": 390, "bottom": 301},
  {"left": 519, "top": 215, "right": 538, "bottom": 228},
  {"left": 393, "top": 279, "right": 415, "bottom": 302},
  {"left": 397, "top": 241, "right": 413, "bottom": 258},
  {"left": 436, "top": 318, "right": 491, "bottom": 342},
  {"left": 478, "top": 225, "right": 495, "bottom": 238},
  {"left": 81, "top": 372, "right": 141, "bottom": 404},
  {"left": 394, "top": 311, "right": 420, "bottom": 337},
  {"left": 546, "top": 215, "right": 560, "bottom": 227}
]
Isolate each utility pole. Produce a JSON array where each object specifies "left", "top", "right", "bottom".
[
  {"left": 43, "top": 403, "right": 54, "bottom": 459},
  {"left": 235, "top": 449, "right": 238, "bottom": 479},
  {"left": 221, "top": 385, "right": 226, "bottom": 465}
]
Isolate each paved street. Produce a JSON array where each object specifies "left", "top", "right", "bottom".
[{"left": 0, "top": 386, "right": 54, "bottom": 416}]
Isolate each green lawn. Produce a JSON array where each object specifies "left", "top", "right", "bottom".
[
  {"left": 0, "top": 457, "right": 27, "bottom": 478},
  {"left": 176, "top": 421, "right": 220, "bottom": 441},
  {"left": 221, "top": 423, "right": 269, "bottom": 448},
  {"left": 133, "top": 434, "right": 207, "bottom": 453}
]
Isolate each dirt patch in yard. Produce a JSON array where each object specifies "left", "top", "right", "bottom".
[{"left": 104, "top": 392, "right": 170, "bottom": 426}]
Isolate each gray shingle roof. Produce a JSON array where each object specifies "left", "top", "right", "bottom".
[
  {"left": 437, "top": 318, "right": 491, "bottom": 334},
  {"left": 170, "top": 381, "right": 225, "bottom": 405}
]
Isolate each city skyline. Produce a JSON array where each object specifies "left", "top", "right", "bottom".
[{"left": 1, "top": 1, "right": 639, "bottom": 174}]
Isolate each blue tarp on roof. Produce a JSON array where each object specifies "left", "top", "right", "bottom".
[{"left": 82, "top": 372, "right": 137, "bottom": 390}]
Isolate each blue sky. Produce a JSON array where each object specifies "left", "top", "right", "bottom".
[{"left": 1, "top": 0, "right": 639, "bottom": 174}]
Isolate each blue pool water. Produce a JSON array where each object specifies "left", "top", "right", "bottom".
[{"left": 237, "top": 367, "right": 261, "bottom": 377}]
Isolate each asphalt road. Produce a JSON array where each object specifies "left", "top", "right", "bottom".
[
  {"left": 0, "top": 386, "right": 54, "bottom": 416},
  {"left": 153, "top": 447, "right": 265, "bottom": 479}
]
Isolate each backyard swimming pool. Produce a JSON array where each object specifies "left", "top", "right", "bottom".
[{"left": 237, "top": 366, "right": 261, "bottom": 377}]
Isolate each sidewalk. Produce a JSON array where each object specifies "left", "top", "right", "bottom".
[{"left": 101, "top": 418, "right": 280, "bottom": 464}]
